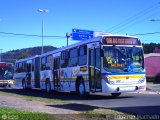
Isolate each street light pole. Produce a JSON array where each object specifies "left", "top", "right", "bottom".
[
  {"left": 41, "top": 18, "right": 44, "bottom": 54},
  {"left": 38, "top": 9, "right": 48, "bottom": 54},
  {"left": 0, "top": 49, "right": 3, "bottom": 62}
]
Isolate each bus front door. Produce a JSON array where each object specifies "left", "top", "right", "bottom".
[
  {"left": 89, "top": 48, "right": 102, "bottom": 92},
  {"left": 53, "top": 57, "right": 60, "bottom": 90}
]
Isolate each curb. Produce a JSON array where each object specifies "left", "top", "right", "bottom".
[{"left": 135, "top": 91, "right": 160, "bottom": 95}]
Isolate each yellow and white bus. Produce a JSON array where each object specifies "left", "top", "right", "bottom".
[{"left": 14, "top": 34, "right": 146, "bottom": 96}]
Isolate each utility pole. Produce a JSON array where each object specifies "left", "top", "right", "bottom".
[{"left": 66, "top": 33, "right": 71, "bottom": 46}]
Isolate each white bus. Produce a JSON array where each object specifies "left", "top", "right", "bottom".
[
  {"left": 0, "top": 62, "right": 14, "bottom": 87},
  {"left": 14, "top": 35, "right": 146, "bottom": 96}
]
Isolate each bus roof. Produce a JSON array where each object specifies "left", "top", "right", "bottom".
[
  {"left": 15, "top": 55, "right": 40, "bottom": 63},
  {"left": 14, "top": 34, "right": 140, "bottom": 63},
  {"left": 40, "top": 36, "right": 103, "bottom": 57},
  {"left": 102, "top": 34, "right": 139, "bottom": 39},
  {"left": 41, "top": 34, "right": 139, "bottom": 57}
]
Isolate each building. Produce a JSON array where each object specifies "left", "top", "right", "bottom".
[
  {"left": 144, "top": 53, "right": 160, "bottom": 82},
  {"left": 153, "top": 48, "right": 160, "bottom": 53}
]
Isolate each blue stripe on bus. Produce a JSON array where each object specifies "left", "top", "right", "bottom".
[{"left": 102, "top": 72, "right": 146, "bottom": 76}]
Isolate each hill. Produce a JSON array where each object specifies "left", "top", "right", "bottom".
[{"left": 1, "top": 46, "right": 57, "bottom": 63}]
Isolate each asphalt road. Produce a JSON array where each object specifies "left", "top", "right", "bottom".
[
  {"left": 71, "top": 93, "right": 160, "bottom": 115},
  {"left": 0, "top": 87, "right": 160, "bottom": 116}
]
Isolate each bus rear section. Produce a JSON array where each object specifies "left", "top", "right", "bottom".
[
  {"left": 13, "top": 55, "right": 40, "bottom": 89},
  {"left": 0, "top": 62, "right": 14, "bottom": 87}
]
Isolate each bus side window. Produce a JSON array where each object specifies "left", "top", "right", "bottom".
[
  {"left": 68, "top": 48, "right": 78, "bottom": 67},
  {"left": 79, "top": 45, "right": 87, "bottom": 66},
  {"left": 46, "top": 55, "right": 53, "bottom": 70},
  {"left": 61, "top": 51, "right": 69, "bottom": 68},
  {"left": 32, "top": 60, "right": 34, "bottom": 72},
  {"left": 41, "top": 57, "right": 46, "bottom": 70}
]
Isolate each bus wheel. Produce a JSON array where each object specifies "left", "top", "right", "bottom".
[
  {"left": 111, "top": 93, "right": 121, "bottom": 97},
  {"left": 45, "top": 80, "right": 51, "bottom": 93},
  {"left": 8, "top": 84, "right": 11, "bottom": 87},
  {"left": 22, "top": 80, "right": 26, "bottom": 89},
  {"left": 77, "top": 79, "right": 85, "bottom": 96}
]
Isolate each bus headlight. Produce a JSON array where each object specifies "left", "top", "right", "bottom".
[
  {"left": 138, "top": 77, "right": 145, "bottom": 83},
  {"left": 8, "top": 80, "right": 14, "bottom": 84}
]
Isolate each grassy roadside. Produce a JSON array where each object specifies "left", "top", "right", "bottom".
[
  {"left": 0, "top": 91, "right": 136, "bottom": 120},
  {"left": 82, "top": 108, "right": 136, "bottom": 120},
  {"left": 0, "top": 107, "right": 55, "bottom": 120},
  {"left": 0, "top": 91, "right": 69, "bottom": 104},
  {"left": 0, "top": 107, "right": 136, "bottom": 120}
]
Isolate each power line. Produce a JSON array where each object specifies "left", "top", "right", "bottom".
[
  {"left": 116, "top": 9, "right": 160, "bottom": 33},
  {"left": 132, "top": 32, "right": 160, "bottom": 36},
  {"left": 0, "top": 31, "right": 66, "bottom": 38},
  {"left": 108, "top": 2, "right": 160, "bottom": 32}
]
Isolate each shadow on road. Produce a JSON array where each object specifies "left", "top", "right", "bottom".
[
  {"left": 46, "top": 103, "right": 100, "bottom": 112},
  {"left": 1, "top": 88, "right": 159, "bottom": 116},
  {"left": 0, "top": 88, "right": 133, "bottom": 101},
  {"left": 0, "top": 88, "right": 140, "bottom": 114}
]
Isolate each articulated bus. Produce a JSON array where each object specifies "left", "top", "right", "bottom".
[
  {"left": 0, "top": 62, "right": 14, "bottom": 87},
  {"left": 13, "top": 34, "right": 146, "bottom": 96}
]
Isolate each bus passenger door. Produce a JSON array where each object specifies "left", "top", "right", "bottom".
[
  {"left": 89, "top": 48, "right": 102, "bottom": 92},
  {"left": 53, "top": 57, "right": 60, "bottom": 90},
  {"left": 26, "top": 61, "right": 32, "bottom": 88},
  {"left": 34, "top": 57, "right": 40, "bottom": 88}
]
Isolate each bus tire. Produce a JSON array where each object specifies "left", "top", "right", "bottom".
[
  {"left": 76, "top": 79, "right": 86, "bottom": 96},
  {"left": 111, "top": 93, "right": 121, "bottom": 97},
  {"left": 8, "top": 84, "right": 11, "bottom": 87},
  {"left": 22, "top": 79, "right": 26, "bottom": 89},
  {"left": 45, "top": 80, "right": 51, "bottom": 93}
]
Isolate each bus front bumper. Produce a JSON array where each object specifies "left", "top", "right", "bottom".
[
  {"left": 102, "top": 80, "right": 146, "bottom": 94},
  {"left": 0, "top": 80, "right": 14, "bottom": 87}
]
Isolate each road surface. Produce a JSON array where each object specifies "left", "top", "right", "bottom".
[{"left": 0, "top": 87, "right": 160, "bottom": 116}]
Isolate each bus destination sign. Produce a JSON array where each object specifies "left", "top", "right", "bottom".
[
  {"left": 0, "top": 63, "right": 12, "bottom": 67},
  {"left": 103, "top": 37, "right": 141, "bottom": 45}
]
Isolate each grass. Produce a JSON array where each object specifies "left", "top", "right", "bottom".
[
  {"left": 0, "top": 107, "right": 135, "bottom": 120},
  {"left": 0, "top": 107, "right": 56, "bottom": 120},
  {"left": 0, "top": 91, "right": 69, "bottom": 105},
  {"left": 0, "top": 90, "right": 136, "bottom": 120},
  {"left": 83, "top": 108, "right": 136, "bottom": 120}
]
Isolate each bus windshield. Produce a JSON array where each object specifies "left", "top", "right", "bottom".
[
  {"left": 0, "top": 64, "right": 13, "bottom": 80},
  {"left": 103, "top": 46, "right": 144, "bottom": 73}
]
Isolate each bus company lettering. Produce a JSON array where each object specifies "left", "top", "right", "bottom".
[{"left": 72, "top": 68, "right": 80, "bottom": 77}]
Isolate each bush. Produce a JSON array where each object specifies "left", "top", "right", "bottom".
[
  {"left": 154, "top": 73, "right": 160, "bottom": 84},
  {"left": 146, "top": 76, "right": 155, "bottom": 83}
]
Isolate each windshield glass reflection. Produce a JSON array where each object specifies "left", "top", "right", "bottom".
[
  {"left": 0, "top": 66, "right": 13, "bottom": 80},
  {"left": 103, "top": 46, "right": 144, "bottom": 73}
]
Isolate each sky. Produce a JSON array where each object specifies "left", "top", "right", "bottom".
[{"left": 0, "top": 0, "right": 160, "bottom": 52}]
